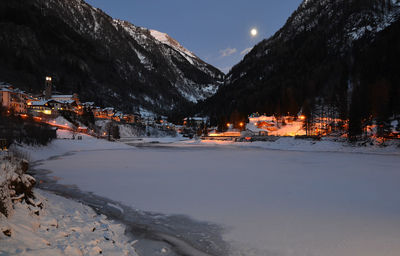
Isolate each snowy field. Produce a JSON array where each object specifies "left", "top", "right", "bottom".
[{"left": 27, "top": 132, "right": 400, "bottom": 256}]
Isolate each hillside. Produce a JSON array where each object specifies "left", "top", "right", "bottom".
[
  {"left": 0, "top": 0, "right": 224, "bottom": 116},
  {"left": 201, "top": 0, "right": 400, "bottom": 133}
]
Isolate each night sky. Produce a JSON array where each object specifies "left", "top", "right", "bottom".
[{"left": 85, "top": 0, "right": 303, "bottom": 73}]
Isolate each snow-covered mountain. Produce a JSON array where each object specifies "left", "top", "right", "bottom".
[
  {"left": 202, "top": 0, "right": 400, "bottom": 126},
  {"left": 0, "top": 0, "right": 224, "bottom": 115},
  {"left": 246, "top": 0, "right": 400, "bottom": 59}
]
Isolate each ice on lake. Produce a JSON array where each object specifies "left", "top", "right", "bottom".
[{"left": 37, "top": 142, "right": 400, "bottom": 256}]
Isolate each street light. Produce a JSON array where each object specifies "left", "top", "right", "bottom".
[{"left": 45, "top": 76, "right": 52, "bottom": 82}]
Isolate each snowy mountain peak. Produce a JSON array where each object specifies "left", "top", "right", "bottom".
[{"left": 150, "top": 30, "right": 197, "bottom": 60}]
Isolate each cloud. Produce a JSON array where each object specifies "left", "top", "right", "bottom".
[
  {"left": 219, "top": 47, "right": 237, "bottom": 57},
  {"left": 240, "top": 47, "right": 253, "bottom": 55}
]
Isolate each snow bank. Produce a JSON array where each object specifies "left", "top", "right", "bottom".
[
  {"left": 0, "top": 156, "right": 138, "bottom": 255},
  {"left": 95, "top": 120, "right": 176, "bottom": 138},
  {"left": 0, "top": 190, "right": 138, "bottom": 256},
  {"left": 20, "top": 130, "right": 131, "bottom": 162},
  {"left": 183, "top": 136, "right": 400, "bottom": 155}
]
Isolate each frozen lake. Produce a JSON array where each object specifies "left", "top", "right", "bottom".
[{"left": 36, "top": 142, "right": 400, "bottom": 256}]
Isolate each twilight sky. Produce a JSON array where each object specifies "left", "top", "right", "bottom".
[{"left": 86, "top": 0, "right": 303, "bottom": 73}]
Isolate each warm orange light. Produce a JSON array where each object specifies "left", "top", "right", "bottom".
[
  {"left": 227, "top": 123, "right": 230, "bottom": 127},
  {"left": 239, "top": 122, "right": 244, "bottom": 127},
  {"left": 45, "top": 76, "right": 52, "bottom": 82},
  {"left": 299, "top": 115, "right": 306, "bottom": 120}
]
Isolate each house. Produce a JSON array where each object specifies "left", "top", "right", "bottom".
[
  {"left": 51, "top": 93, "right": 80, "bottom": 104},
  {"left": 48, "top": 99, "right": 78, "bottom": 112},
  {"left": 123, "top": 114, "right": 140, "bottom": 124},
  {"left": 103, "top": 107, "right": 115, "bottom": 118},
  {"left": 183, "top": 117, "right": 208, "bottom": 128},
  {"left": 142, "top": 116, "right": 156, "bottom": 125},
  {"left": 28, "top": 100, "right": 52, "bottom": 115},
  {"left": 82, "top": 102, "right": 95, "bottom": 111},
  {"left": 0, "top": 84, "right": 28, "bottom": 113},
  {"left": 112, "top": 111, "right": 124, "bottom": 122},
  {"left": 93, "top": 107, "right": 115, "bottom": 119},
  {"left": 258, "top": 131, "right": 268, "bottom": 136},
  {"left": 92, "top": 107, "right": 103, "bottom": 118}
]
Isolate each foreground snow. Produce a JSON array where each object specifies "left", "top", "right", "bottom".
[
  {"left": 31, "top": 135, "right": 400, "bottom": 256},
  {"left": 1, "top": 152, "right": 138, "bottom": 256},
  {"left": 0, "top": 190, "right": 138, "bottom": 256}
]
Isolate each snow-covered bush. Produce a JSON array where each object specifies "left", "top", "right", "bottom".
[{"left": 0, "top": 156, "right": 36, "bottom": 217}]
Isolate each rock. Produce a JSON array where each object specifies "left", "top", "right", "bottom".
[
  {"left": 103, "top": 231, "right": 112, "bottom": 241},
  {"left": 1, "top": 227, "right": 12, "bottom": 237},
  {"left": 43, "top": 218, "right": 58, "bottom": 228},
  {"left": 55, "top": 231, "right": 70, "bottom": 238},
  {"left": 43, "top": 239, "right": 51, "bottom": 246},
  {"left": 11, "top": 193, "right": 25, "bottom": 202},
  {"left": 49, "top": 218, "right": 58, "bottom": 228},
  {"left": 91, "top": 246, "right": 102, "bottom": 255},
  {"left": 70, "top": 227, "right": 82, "bottom": 232}
]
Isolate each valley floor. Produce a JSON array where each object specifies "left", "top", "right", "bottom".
[{"left": 5, "top": 131, "right": 400, "bottom": 256}]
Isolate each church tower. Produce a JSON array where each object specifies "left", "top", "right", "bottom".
[{"left": 44, "top": 76, "right": 52, "bottom": 100}]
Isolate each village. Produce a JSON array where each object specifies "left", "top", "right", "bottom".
[
  {"left": 1, "top": 78, "right": 138, "bottom": 124},
  {"left": 1, "top": 77, "right": 400, "bottom": 145},
  {"left": 0, "top": 77, "right": 177, "bottom": 140}
]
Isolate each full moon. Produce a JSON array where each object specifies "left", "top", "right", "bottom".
[{"left": 250, "top": 28, "right": 258, "bottom": 37}]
